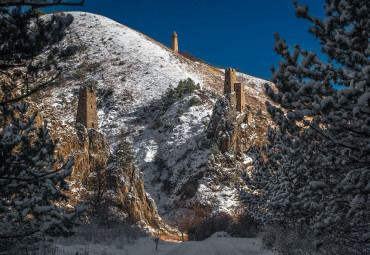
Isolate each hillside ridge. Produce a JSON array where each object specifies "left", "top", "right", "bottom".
[{"left": 36, "top": 11, "right": 273, "bottom": 224}]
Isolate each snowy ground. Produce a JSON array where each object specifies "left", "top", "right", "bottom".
[{"left": 54, "top": 232, "right": 273, "bottom": 255}]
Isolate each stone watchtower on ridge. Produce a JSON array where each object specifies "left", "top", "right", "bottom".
[
  {"left": 224, "top": 68, "right": 236, "bottom": 94},
  {"left": 224, "top": 68, "right": 245, "bottom": 112},
  {"left": 76, "top": 86, "right": 98, "bottom": 129},
  {"left": 234, "top": 83, "right": 246, "bottom": 112},
  {"left": 172, "top": 31, "right": 178, "bottom": 52}
]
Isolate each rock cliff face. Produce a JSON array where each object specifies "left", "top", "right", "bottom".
[
  {"left": 73, "top": 124, "right": 110, "bottom": 182},
  {"left": 111, "top": 141, "right": 180, "bottom": 239},
  {"left": 197, "top": 93, "right": 262, "bottom": 215},
  {"left": 42, "top": 117, "right": 180, "bottom": 239},
  {"left": 207, "top": 93, "right": 249, "bottom": 154}
]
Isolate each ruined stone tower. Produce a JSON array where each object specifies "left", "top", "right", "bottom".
[
  {"left": 234, "top": 83, "right": 246, "bottom": 112},
  {"left": 171, "top": 31, "right": 178, "bottom": 52},
  {"left": 223, "top": 68, "right": 246, "bottom": 112},
  {"left": 224, "top": 68, "right": 236, "bottom": 94},
  {"left": 76, "top": 86, "right": 98, "bottom": 129}
]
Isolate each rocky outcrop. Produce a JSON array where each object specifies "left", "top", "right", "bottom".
[
  {"left": 113, "top": 142, "right": 184, "bottom": 240},
  {"left": 196, "top": 93, "right": 259, "bottom": 215},
  {"left": 46, "top": 120, "right": 181, "bottom": 240},
  {"left": 207, "top": 93, "right": 247, "bottom": 154},
  {"left": 73, "top": 124, "right": 110, "bottom": 182},
  {"left": 114, "top": 160, "right": 181, "bottom": 239}
]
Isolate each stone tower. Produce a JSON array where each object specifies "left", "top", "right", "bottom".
[
  {"left": 224, "top": 68, "right": 236, "bottom": 94},
  {"left": 172, "top": 31, "right": 178, "bottom": 52},
  {"left": 76, "top": 86, "right": 98, "bottom": 129},
  {"left": 234, "top": 83, "right": 246, "bottom": 112}
]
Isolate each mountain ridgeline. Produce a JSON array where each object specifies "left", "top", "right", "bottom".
[{"left": 32, "top": 12, "right": 273, "bottom": 236}]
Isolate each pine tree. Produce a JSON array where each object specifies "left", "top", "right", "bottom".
[
  {"left": 242, "top": 0, "right": 369, "bottom": 252},
  {"left": 116, "top": 140, "right": 136, "bottom": 192},
  {"left": 86, "top": 160, "right": 118, "bottom": 226},
  {"left": 0, "top": 1, "right": 83, "bottom": 106},
  {"left": 0, "top": 1, "right": 86, "bottom": 251},
  {"left": 0, "top": 101, "right": 86, "bottom": 251}
]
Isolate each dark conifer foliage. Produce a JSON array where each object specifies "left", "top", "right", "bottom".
[
  {"left": 0, "top": 1, "right": 85, "bottom": 7},
  {"left": 242, "top": 0, "right": 369, "bottom": 252},
  {"left": 0, "top": 101, "right": 86, "bottom": 252},
  {"left": 85, "top": 160, "right": 119, "bottom": 226},
  {"left": 0, "top": 1, "right": 86, "bottom": 252},
  {"left": 0, "top": 1, "right": 83, "bottom": 105}
]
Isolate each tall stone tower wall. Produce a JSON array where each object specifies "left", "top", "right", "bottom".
[
  {"left": 224, "top": 68, "right": 236, "bottom": 94},
  {"left": 234, "top": 83, "right": 246, "bottom": 112},
  {"left": 172, "top": 31, "right": 178, "bottom": 52},
  {"left": 76, "top": 87, "right": 98, "bottom": 129}
]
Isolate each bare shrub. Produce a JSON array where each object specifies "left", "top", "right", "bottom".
[{"left": 228, "top": 213, "right": 259, "bottom": 238}]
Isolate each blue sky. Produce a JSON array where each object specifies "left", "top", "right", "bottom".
[{"left": 48, "top": 0, "right": 326, "bottom": 81}]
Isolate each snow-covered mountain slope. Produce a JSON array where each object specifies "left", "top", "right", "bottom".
[{"left": 38, "top": 12, "right": 272, "bottom": 218}]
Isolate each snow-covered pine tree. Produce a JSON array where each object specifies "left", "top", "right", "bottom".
[
  {"left": 0, "top": 1, "right": 86, "bottom": 251},
  {"left": 0, "top": 101, "right": 86, "bottom": 251},
  {"left": 241, "top": 0, "right": 369, "bottom": 252},
  {"left": 0, "top": 1, "right": 83, "bottom": 106}
]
